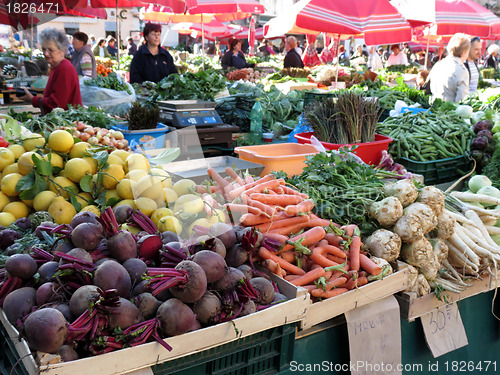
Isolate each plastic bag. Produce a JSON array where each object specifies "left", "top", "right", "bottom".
[
  {"left": 287, "top": 114, "right": 313, "bottom": 142},
  {"left": 79, "top": 76, "right": 136, "bottom": 116}
]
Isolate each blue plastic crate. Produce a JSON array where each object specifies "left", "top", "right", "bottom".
[{"left": 112, "top": 123, "right": 169, "bottom": 150}]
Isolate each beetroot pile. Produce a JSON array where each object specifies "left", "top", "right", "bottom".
[{"left": 0, "top": 206, "right": 287, "bottom": 361}]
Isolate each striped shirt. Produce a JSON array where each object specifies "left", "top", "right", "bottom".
[
  {"left": 80, "top": 53, "right": 93, "bottom": 78},
  {"left": 466, "top": 60, "right": 480, "bottom": 93}
]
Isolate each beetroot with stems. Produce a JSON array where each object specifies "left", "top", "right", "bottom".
[
  {"left": 213, "top": 267, "right": 245, "bottom": 292},
  {"left": 133, "top": 292, "right": 161, "bottom": 319},
  {"left": 193, "top": 291, "right": 222, "bottom": 326},
  {"left": 5, "top": 253, "right": 37, "bottom": 279},
  {"left": 237, "top": 264, "right": 253, "bottom": 280},
  {"left": 37, "top": 261, "right": 59, "bottom": 284},
  {"left": 98, "top": 207, "right": 137, "bottom": 263},
  {"left": 93, "top": 260, "right": 132, "bottom": 298},
  {"left": 36, "top": 282, "right": 63, "bottom": 305},
  {"left": 71, "top": 223, "right": 103, "bottom": 252},
  {"left": 60, "top": 248, "right": 93, "bottom": 265},
  {"left": 54, "top": 303, "right": 72, "bottom": 322},
  {"left": 240, "top": 300, "right": 256, "bottom": 317},
  {"left": 209, "top": 222, "right": 237, "bottom": 249},
  {"left": 69, "top": 285, "right": 101, "bottom": 317},
  {"left": 225, "top": 243, "right": 248, "bottom": 268},
  {"left": 35, "top": 221, "right": 58, "bottom": 239},
  {"left": 191, "top": 250, "right": 227, "bottom": 283},
  {"left": 113, "top": 204, "right": 134, "bottom": 224},
  {"left": 161, "top": 231, "right": 180, "bottom": 244},
  {"left": 157, "top": 298, "right": 197, "bottom": 336},
  {"left": 3, "top": 287, "right": 37, "bottom": 325},
  {"left": 137, "top": 234, "right": 163, "bottom": 260},
  {"left": 23, "top": 308, "right": 68, "bottom": 354},
  {"left": 108, "top": 297, "right": 144, "bottom": 330},
  {"left": 58, "top": 345, "right": 79, "bottom": 362},
  {"left": 70, "top": 211, "right": 101, "bottom": 228},
  {"left": 169, "top": 260, "right": 207, "bottom": 303},
  {"left": 53, "top": 240, "right": 73, "bottom": 257},
  {"left": 123, "top": 258, "right": 148, "bottom": 285},
  {"left": 249, "top": 277, "right": 275, "bottom": 305}
]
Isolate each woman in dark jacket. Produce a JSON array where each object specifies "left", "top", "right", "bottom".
[
  {"left": 221, "top": 38, "right": 252, "bottom": 70},
  {"left": 129, "top": 23, "right": 177, "bottom": 84}
]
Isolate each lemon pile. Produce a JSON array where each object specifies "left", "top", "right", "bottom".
[{"left": 0, "top": 130, "right": 225, "bottom": 235}]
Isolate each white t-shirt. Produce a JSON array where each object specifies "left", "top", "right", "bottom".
[
  {"left": 466, "top": 60, "right": 480, "bottom": 93},
  {"left": 386, "top": 52, "right": 408, "bottom": 67}
]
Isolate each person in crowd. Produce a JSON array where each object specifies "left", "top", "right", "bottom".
[
  {"left": 258, "top": 39, "right": 275, "bottom": 56},
  {"left": 283, "top": 36, "right": 304, "bottom": 69},
  {"left": 89, "top": 35, "right": 96, "bottom": 48},
  {"left": 338, "top": 45, "right": 347, "bottom": 61},
  {"left": 184, "top": 37, "right": 193, "bottom": 53},
  {"left": 106, "top": 36, "right": 117, "bottom": 57},
  {"left": 465, "top": 36, "right": 482, "bottom": 94},
  {"left": 429, "top": 33, "right": 471, "bottom": 103},
  {"left": 415, "top": 50, "right": 432, "bottom": 68},
  {"left": 351, "top": 45, "right": 365, "bottom": 59},
  {"left": 66, "top": 35, "right": 75, "bottom": 59},
  {"left": 416, "top": 70, "right": 430, "bottom": 91},
  {"left": 377, "top": 47, "right": 387, "bottom": 63},
  {"left": 431, "top": 45, "right": 447, "bottom": 65},
  {"left": 21, "top": 28, "right": 81, "bottom": 114},
  {"left": 127, "top": 37, "right": 137, "bottom": 56},
  {"left": 386, "top": 44, "right": 408, "bottom": 67},
  {"left": 71, "top": 31, "right": 96, "bottom": 78},
  {"left": 403, "top": 42, "right": 412, "bottom": 62},
  {"left": 367, "top": 46, "right": 383, "bottom": 71},
  {"left": 129, "top": 23, "right": 177, "bottom": 84},
  {"left": 221, "top": 38, "right": 252, "bottom": 69},
  {"left": 206, "top": 39, "right": 221, "bottom": 56},
  {"left": 483, "top": 43, "right": 499, "bottom": 69},
  {"left": 295, "top": 41, "right": 303, "bottom": 56},
  {"left": 92, "top": 38, "right": 110, "bottom": 58}
]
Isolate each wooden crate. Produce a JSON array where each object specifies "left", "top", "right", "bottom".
[
  {"left": 0, "top": 274, "right": 310, "bottom": 375},
  {"left": 300, "top": 264, "right": 411, "bottom": 329},
  {"left": 395, "top": 269, "right": 500, "bottom": 322}
]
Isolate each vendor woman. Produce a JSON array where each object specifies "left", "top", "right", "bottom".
[
  {"left": 221, "top": 38, "right": 253, "bottom": 70},
  {"left": 21, "top": 28, "right": 82, "bottom": 114}
]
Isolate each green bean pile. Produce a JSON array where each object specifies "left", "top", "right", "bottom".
[{"left": 377, "top": 111, "right": 475, "bottom": 162}]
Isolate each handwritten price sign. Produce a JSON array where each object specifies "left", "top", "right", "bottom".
[{"left": 421, "top": 302, "right": 468, "bottom": 358}]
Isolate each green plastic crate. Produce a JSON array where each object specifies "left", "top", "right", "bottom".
[
  {"left": 0, "top": 321, "right": 30, "bottom": 375},
  {"left": 397, "top": 154, "right": 473, "bottom": 185}
]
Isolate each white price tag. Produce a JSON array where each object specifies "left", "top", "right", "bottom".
[
  {"left": 345, "top": 296, "right": 402, "bottom": 375},
  {"left": 420, "top": 302, "right": 468, "bottom": 358}
]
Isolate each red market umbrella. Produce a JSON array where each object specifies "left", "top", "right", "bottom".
[
  {"left": 248, "top": 16, "right": 255, "bottom": 55},
  {"left": 188, "top": 0, "right": 264, "bottom": 14},
  {"left": 173, "top": 20, "right": 235, "bottom": 40},
  {"left": 264, "top": 0, "right": 412, "bottom": 45}
]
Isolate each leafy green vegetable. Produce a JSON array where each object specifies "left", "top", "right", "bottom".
[
  {"left": 85, "top": 73, "right": 132, "bottom": 95},
  {"left": 482, "top": 148, "right": 500, "bottom": 189}
]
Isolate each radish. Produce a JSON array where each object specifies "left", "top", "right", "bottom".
[{"left": 23, "top": 308, "right": 68, "bottom": 354}]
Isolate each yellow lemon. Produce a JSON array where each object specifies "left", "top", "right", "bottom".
[
  {"left": 149, "top": 168, "right": 172, "bottom": 189},
  {"left": 102, "top": 164, "right": 125, "bottom": 190},
  {"left": 163, "top": 188, "right": 178, "bottom": 205},
  {"left": 1, "top": 163, "right": 18, "bottom": 179},
  {"left": 0, "top": 148, "right": 15, "bottom": 172},
  {"left": 107, "top": 154, "right": 125, "bottom": 167},
  {"left": 116, "top": 179, "right": 136, "bottom": 200},
  {"left": 134, "top": 197, "right": 157, "bottom": 216},
  {"left": 1, "top": 173, "right": 23, "bottom": 197},
  {"left": 157, "top": 216, "right": 183, "bottom": 234},
  {"left": 105, "top": 189, "right": 121, "bottom": 203},
  {"left": 17, "top": 152, "right": 42, "bottom": 175},
  {"left": 0, "top": 212, "right": 16, "bottom": 226},
  {"left": 64, "top": 158, "right": 92, "bottom": 183},
  {"left": 22, "top": 133, "right": 45, "bottom": 151},
  {"left": 43, "top": 152, "right": 64, "bottom": 170},
  {"left": 48, "top": 196, "right": 77, "bottom": 224},
  {"left": 49, "top": 176, "right": 78, "bottom": 199},
  {"left": 80, "top": 205, "right": 100, "bottom": 216},
  {"left": 121, "top": 223, "right": 140, "bottom": 235},
  {"left": 114, "top": 199, "right": 136, "bottom": 209},
  {"left": 69, "top": 142, "right": 90, "bottom": 159},
  {"left": 150, "top": 207, "right": 174, "bottom": 227},
  {"left": 83, "top": 156, "right": 98, "bottom": 174},
  {"left": 135, "top": 175, "right": 163, "bottom": 201},
  {"left": 48, "top": 130, "right": 74, "bottom": 154},
  {"left": 188, "top": 218, "right": 211, "bottom": 237},
  {"left": 110, "top": 149, "right": 130, "bottom": 162},
  {"left": 21, "top": 199, "right": 33, "bottom": 208},
  {"left": 0, "top": 192, "right": 10, "bottom": 211},
  {"left": 173, "top": 194, "right": 204, "bottom": 215},
  {"left": 126, "top": 169, "right": 148, "bottom": 182},
  {"left": 3, "top": 201, "right": 29, "bottom": 219},
  {"left": 125, "top": 153, "right": 150, "bottom": 173},
  {"left": 33, "top": 190, "right": 57, "bottom": 212},
  {"left": 7, "top": 144, "right": 25, "bottom": 160},
  {"left": 208, "top": 209, "right": 227, "bottom": 225},
  {"left": 172, "top": 179, "right": 196, "bottom": 197},
  {"left": 74, "top": 192, "right": 93, "bottom": 208}
]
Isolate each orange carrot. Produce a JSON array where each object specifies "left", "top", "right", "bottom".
[
  {"left": 282, "top": 226, "right": 326, "bottom": 252},
  {"left": 196, "top": 185, "right": 209, "bottom": 194},
  {"left": 268, "top": 222, "right": 309, "bottom": 236},
  {"left": 224, "top": 203, "right": 262, "bottom": 216},
  {"left": 202, "top": 193, "right": 220, "bottom": 215},
  {"left": 207, "top": 167, "right": 230, "bottom": 188},
  {"left": 310, "top": 246, "right": 340, "bottom": 268},
  {"left": 341, "top": 275, "right": 368, "bottom": 290},
  {"left": 225, "top": 167, "right": 244, "bottom": 186},
  {"left": 322, "top": 276, "right": 349, "bottom": 291},
  {"left": 242, "top": 179, "right": 281, "bottom": 197},
  {"left": 244, "top": 175, "right": 254, "bottom": 184},
  {"left": 284, "top": 199, "right": 315, "bottom": 216},
  {"left": 359, "top": 253, "right": 382, "bottom": 275},
  {"left": 240, "top": 213, "right": 273, "bottom": 226},
  {"left": 274, "top": 187, "right": 285, "bottom": 194},
  {"left": 263, "top": 232, "right": 288, "bottom": 245},
  {"left": 255, "top": 215, "right": 309, "bottom": 232},
  {"left": 325, "top": 233, "right": 343, "bottom": 247},
  {"left": 349, "top": 236, "right": 361, "bottom": 272},
  {"left": 301, "top": 284, "right": 318, "bottom": 293},
  {"left": 241, "top": 196, "right": 276, "bottom": 216},
  {"left": 291, "top": 267, "right": 325, "bottom": 286},
  {"left": 280, "top": 250, "right": 296, "bottom": 263},
  {"left": 249, "top": 193, "right": 303, "bottom": 206},
  {"left": 310, "top": 288, "right": 349, "bottom": 298},
  {"left": 282, "top": 185, "right": 309, "bottom": 199},
  {"left": 267, "top": 189, "right": 278, "bottom": 195},
  {"left": 318, "top": 240, "right": 346, "bottom": 258},
  {"left": 343, "top": 224, "right": 359, "bottom": 237},
  {"left": 262, "top": 259, "right": 286, "bottom": 277},
  {"left": 284, "top": 275, "right": 301, "bottom": 282},
  {"left": 326, "top": 254, "right": 347, "bottom": 264},
  {"left": 228, "top": 175, "right": 274, "bottom": 200},
  {"left": 258, "top": 247, "right": 305, "bottom": 275},
  {"left": 307, "top": 214, "right": 331, "bottom": 227}
]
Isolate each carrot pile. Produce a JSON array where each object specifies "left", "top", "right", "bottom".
[{"left": 203, "top": 169, "right": 385, "bottom": 300}]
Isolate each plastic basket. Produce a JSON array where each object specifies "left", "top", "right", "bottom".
[
  {"left": 5, "top": 77, "right": 36, "bottom": 89},
  {"left": 294, "top": 132, "right": 392, "bottom": 165},
  {"left": 111, "top": 123, "right": 169, "bottom": 151},
  {"left": 397, "top": 154, "right": 473, "bottom": 185},
  {"left": 303, "top": 91, "right": 336, "bottom": 107}
]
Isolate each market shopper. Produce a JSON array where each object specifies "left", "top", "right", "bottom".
[
  {"left": 92, "top": 38, "right": 110, "bottom": 58},
  {"left": 428, "top": 33, "right": 471, "bottom": 103},
  {"left": 107, "top": 37, "right": 118, "bottom": 57},
  {"left": 71, "top": 31, "right": 97, "bottom": 78},
  {"left": 283, "top": 36, "right": 304, "bottom": 69},
  {"left": 129, "top": 23, "right": 177, "bottom": 84},
  {"left": 127, "top": 37, "right": 137, "bottom": 56},
  {"left": 465, "top": 36, "right": 482, "bottom": 94},
  {"left": 20, "top": 28, "right": 82, "bottom": 114},
  {"left": 483, "top": 44, "right": 499, "bottom": 69},
  {"left": 367, "top": 46, "right": 383, "bottom": 71},
  {"left": 386, "top": 44, "right": 408, "bottom": 67},
  {"left": 221, "top": 38, "right": 253, "bottom": 70}
]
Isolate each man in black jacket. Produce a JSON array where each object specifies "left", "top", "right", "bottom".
[{"left": 284, "top": 36, "right": 304, "bottom": 69}]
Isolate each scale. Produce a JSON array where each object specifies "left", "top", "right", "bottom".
[{"left": 158, "top": 100, "right": 224, "bottom": 128}]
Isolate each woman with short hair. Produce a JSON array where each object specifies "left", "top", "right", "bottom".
[
  {"left": 221, "top": 38, "right": 252, "bottom": 69},
  {"left": 21, "top": 28, "right": 82, "bottom": 114},
  {"left": 483, "top": 43, "right": 499, "bottom": 69},
  {"left": 92, "top": 38, "right": 110, "bottom": 58}
]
